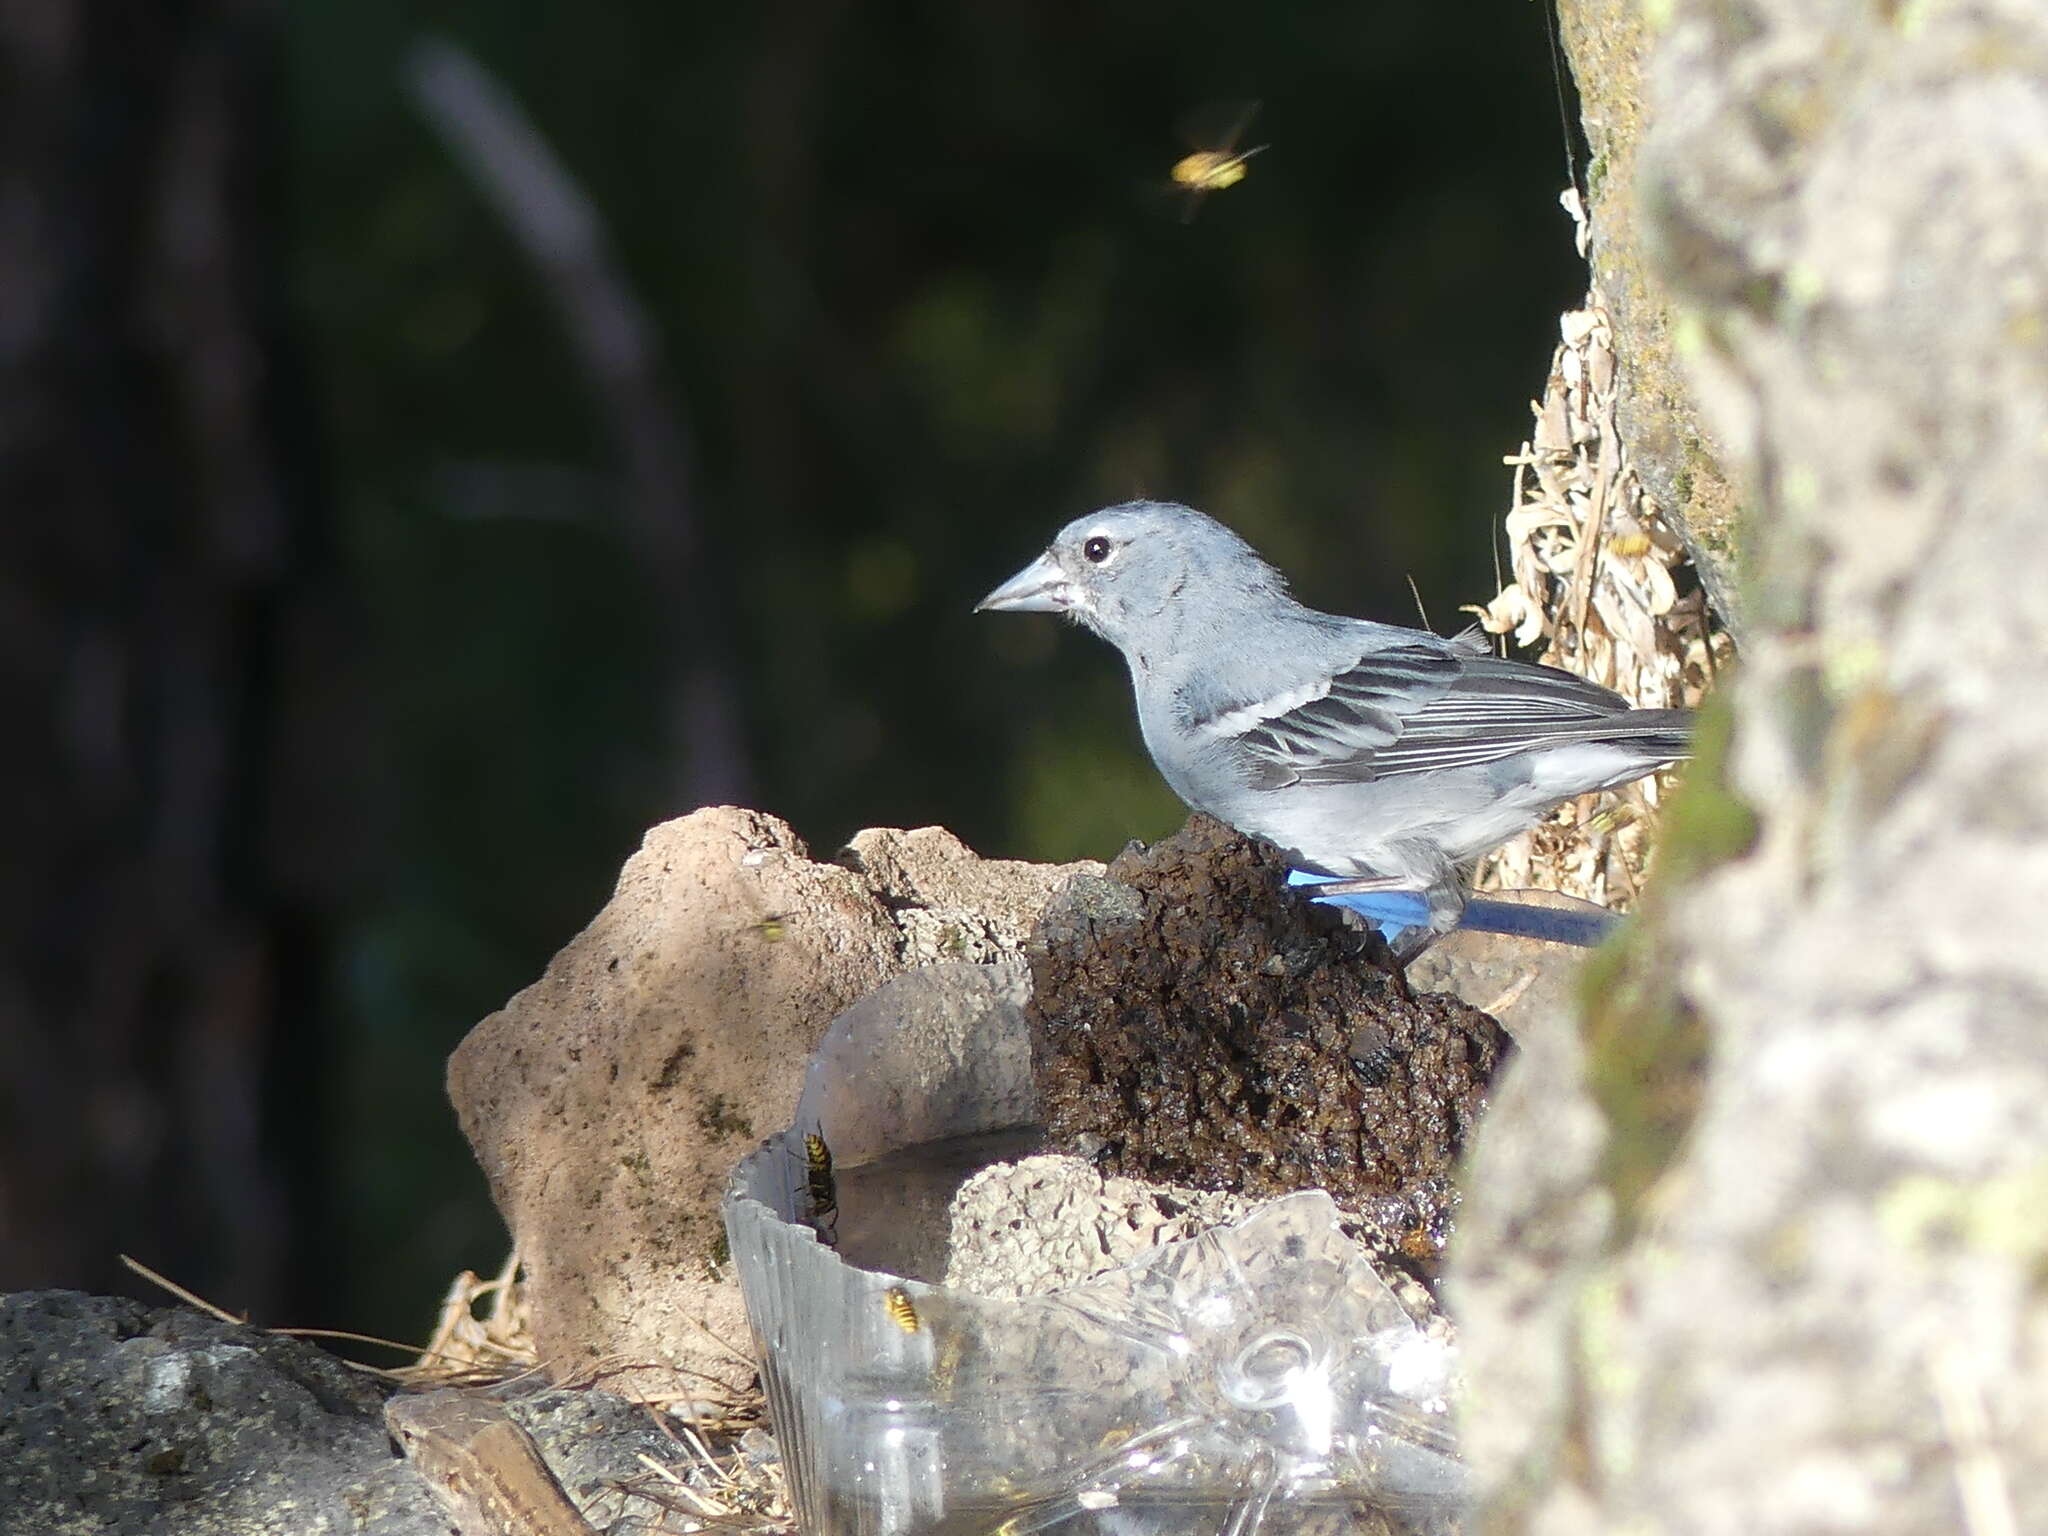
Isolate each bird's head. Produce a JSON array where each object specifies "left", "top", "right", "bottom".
[{"left": 975, "top": 501, "right": 1288, "bottom": 655}]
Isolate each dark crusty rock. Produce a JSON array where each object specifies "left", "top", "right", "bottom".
[
  {"left": 0, "top": 1289, "right": 705, "bottom": 1536},
  {"left": 1026, "top": 814, "right": 1510, "bottom": 1261},
  {"left": 0, "top": 1289, "right": 442, "bottom": 1535}
]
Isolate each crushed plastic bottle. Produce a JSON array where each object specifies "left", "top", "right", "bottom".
[{"left": 723, "top": 962, "right": 1471, "bottom": 1535}]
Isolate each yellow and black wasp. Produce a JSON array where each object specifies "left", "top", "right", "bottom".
[
  {"left": 882, "top": 1286, "right": 921, "bottom": 1335},
  {"left": 801, "top": 1130, "right": 838, "bottom": 1247},
  {"left": 1166, "top": 100, "right": 1267, "bottom": 222}
]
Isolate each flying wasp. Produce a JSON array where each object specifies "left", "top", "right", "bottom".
[{"left": 1167, "top": 100, "right": 1266, "bottom": 222}]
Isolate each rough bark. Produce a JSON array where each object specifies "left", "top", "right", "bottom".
[
  {"left": 1556, "top": 0, "right": 1747, "bottom": 632},
  {"left": 1455, "top": 2, "right": 2048, "bottom": 1531}
]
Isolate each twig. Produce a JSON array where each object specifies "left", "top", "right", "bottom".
[
  {"left": 1404, "top": 572, "right": 1434, "bottom": 632},
  {"left": 1565, "top": 395, "right": 1616, "bottom": 660},
  {"left": 121, "top": 1253, "right": 246, "bottom": 1325},
  {"left": 272, "top": 1326, "right": 446, "bottom": 1355}
]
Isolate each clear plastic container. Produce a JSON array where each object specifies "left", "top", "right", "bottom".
[{"left": 723, "top": 961, "right": 1469, "bottom": 1535}]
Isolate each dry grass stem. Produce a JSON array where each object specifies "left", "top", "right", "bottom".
[{"left": 1469, "top": 288, "right": 1735, "bottom": 909}]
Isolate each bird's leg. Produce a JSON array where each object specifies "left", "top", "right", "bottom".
[
  {"left": 1285, "top": 873, "right": 1432, "bottom": 931},
  {"left": 1284, "top": 870, "right": 1443, "bottom": 960},
  {"left": 1388, "top": 926, "right": 1443, "bottom": 965},
  {"left": 1375, "top": 882, "right": 1466, "bottom": 965},
  {"left": 1424, "top": 880, "right": 1468, "bottom": 934}
]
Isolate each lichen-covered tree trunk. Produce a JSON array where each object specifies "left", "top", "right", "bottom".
[
  {"left": 0, "top": 1, "right": 324, "bottom": 1311},
  {"left": 1455, "top": 2, "right": 2048, "bottom": 1530},
  {"left": 1553, "top": 0, "right": 1747, "bottom": 633}
]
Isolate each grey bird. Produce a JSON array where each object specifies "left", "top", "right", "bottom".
[{"left": 977, "top": 501, "right": 1691, "bottom": 932}]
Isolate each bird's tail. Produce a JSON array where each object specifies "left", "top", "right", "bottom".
[
  {"left": 1604, "top": 707, "right": 1693, "bottom": 760},
  {"left": 1485, "top": 707, "right": 1694, "bottom": 759}
]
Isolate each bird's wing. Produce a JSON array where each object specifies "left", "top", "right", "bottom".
[
  {"left": 1194, "top": 645, "right": 1650, "bottom": 787},
  {"left": 1365, "top": 657, "right": 1651, "bottom": 778},
  {"left": 1185, "top": 641, "right": 1458, "bottom": 787}
]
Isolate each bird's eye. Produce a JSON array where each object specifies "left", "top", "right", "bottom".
[{"left": 1083, "top": 536, "right": 1112, "bottom": 564}]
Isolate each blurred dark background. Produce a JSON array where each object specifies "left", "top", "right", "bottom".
[{"left": 1, "top": 0, "right": 1581, "bottom": 1349}]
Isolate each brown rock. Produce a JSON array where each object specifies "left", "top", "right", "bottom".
[{"left": 448, "top": 807, "right": 1093, "bottom": 1399}]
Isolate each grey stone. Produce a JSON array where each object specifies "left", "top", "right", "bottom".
[
  {"left": 0, "top": 1291, "right": 441, "bottom": 1536},
  {"left": 0, "top": 1291, "right": 715, "bottom": 1536}
]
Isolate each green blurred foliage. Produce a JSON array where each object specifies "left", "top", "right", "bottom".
[{"left": 283, "top": 0, "right": 1582, "bottom": 1339}]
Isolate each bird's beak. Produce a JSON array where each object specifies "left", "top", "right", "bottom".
[{"left": 975, "top": 551, "right": 1076, "bottom": 614}]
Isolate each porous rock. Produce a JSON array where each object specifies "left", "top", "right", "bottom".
[
  {"left": 945, "top": 1153, "right": 1449, "bottom": 1341},
  {"left": 448, "top": 806, "right": 1094, "bottom": 1398},
  {"left": 1026, "top": 814, "right": 1509, "bottom": 1263}
]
